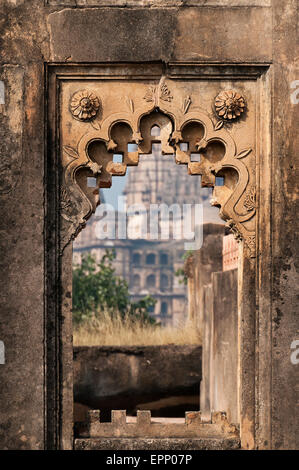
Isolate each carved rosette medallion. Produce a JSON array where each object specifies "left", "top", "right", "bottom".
[
  {"left": 70, "top": 90, "right": 101, "bottom": 121},
  {"left": 215, "top": 90, "right": 246, "bottom": 120}
]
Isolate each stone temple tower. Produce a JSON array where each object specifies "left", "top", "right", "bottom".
[
  {"left": 124, "top": 141, "right": 214, "bottom": 211},
  {"left": 123, "top": 137, "right": 220, "bottom": 241},
  {"left": 74, "top": 130, "right": 224, "bottom": 326}
]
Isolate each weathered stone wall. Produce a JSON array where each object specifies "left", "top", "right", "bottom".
[
  {"left": 185, "top": 224, "right": 225, "bottom": 334},
  {"left": 200, "top": 269, "right": 238, "bottom": 425},
  {"left": 73, "top": 345, "right": 201, "bottom": 423},
  {"left": 270, "top": 1, "right": 298, "bottom": 451},
  {"left": 0, "top": 0, "right": 298, "bottom": 450},
  {"left": 186, "top": 236, "right": 238, "bottom": 426}
]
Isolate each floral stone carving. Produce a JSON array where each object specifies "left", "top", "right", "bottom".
[
  {"left": 143, "top": 82, "right": 173, "bottom": 105},
  {"left": 244, "top": 186, "right": 256, "bottom": 212},
  {"left": 215, "top": 90, "right": 246, "bottom": 120},
  {"left": 61, "top": 79, "right": 256, "bottom": 258},
  {"left": 160, "top": 83, "right": 173, "bottom": 102},
  {"left": 70, "top": 90, "right": 101, "bottom": 121}
]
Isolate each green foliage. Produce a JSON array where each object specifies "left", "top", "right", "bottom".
[
  {"left": 174, "top": 267, "right": 187, "bottom": 285},
  {"left": 72, "top": 249, "right": 156, "bottom": 325},
  {"left": 175, "top": 250, "right": 194, "bottom": 285}
]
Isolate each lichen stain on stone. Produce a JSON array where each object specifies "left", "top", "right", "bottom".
[
  {"left": 24, "top": 67, "right": 40, "bottom": 137},
  {"left": 0, "top": 67, "right": 24, "bottom": 194},
  {"left": 273, "top": 307, "right": 283, "bottom": 329}
]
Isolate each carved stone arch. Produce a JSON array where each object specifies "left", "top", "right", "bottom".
[
  {"left": 138, "top": 108, "right": 175, "bottom": 155},
  {"left": 60, "top": 78, "right": 256, "bottom": 257}
]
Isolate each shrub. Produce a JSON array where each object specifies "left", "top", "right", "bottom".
[{"left": 72, "top": 249, "right": 156, "bottom": 325}]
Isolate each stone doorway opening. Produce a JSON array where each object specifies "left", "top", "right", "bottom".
[
  {"left": 46, "top": 63, "right": 266, "bottom": 449},
  {"left": 70, "top": 108, "right": 240, "bottom": 446}
]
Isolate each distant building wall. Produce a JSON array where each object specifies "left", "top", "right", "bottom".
[
  {"left": 185, "top": 224, "right": 225, "bottom": 335},
  {"left": 73, "top": 216, "right": 188, "bottom": 326},
  {"left": 223, "top": 234, "right": 239, "bottom": 271},
  {"left": 186, "top": 230, "right": 238, "bottom": 424}
]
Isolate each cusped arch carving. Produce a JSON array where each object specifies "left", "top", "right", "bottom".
[{"left": 61, "top": 80, "right": 256, "bottom": 257}]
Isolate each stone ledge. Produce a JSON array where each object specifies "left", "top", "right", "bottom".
[
  {"left": 46, "top": 0, "right": 270, "bottom": 7},
  {"left": 84, "top": 410, "right": 239, "bottom": 440},
  {"left": 75, "top": 437, "right": 240, "bottom": 450}
]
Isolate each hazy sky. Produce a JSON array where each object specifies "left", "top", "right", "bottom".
[{"left": 98, "top": 170, "right": 130, "bottom": 213}]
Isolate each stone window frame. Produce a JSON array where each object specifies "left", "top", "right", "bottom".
[
  {"left": 46, "top": 62, "right": 272, "bottom": 450},
  {"left": 160, "top": 252, "right": 169, "bottom": 265},
  {"left": 161, "top": 301, "right": 169, "bottom": 316},
  {"left": 146, "top": 273, "right": 156, "bottom": 289},
  {"left": 132, "top": 273, "right": 141, "bottom": 288},
  {"left": 132, "top": 252, "right": 141, "bottom": 265},
  {"left": 160, "top": 273, "right": 169, "bottom": 290},
  {"left": 146, "top": 253, "right": 156, "bottom": 265}
]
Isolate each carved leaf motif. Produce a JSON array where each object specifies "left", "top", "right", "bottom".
[
  {"left": 235, "top": 148, "right": 252, "bottom": 159},
  {"left": 90, "top": 119, "right": 101, "bottom": 131},
  {"left": 126, "top": 97, "right": 134, "bottom": 113},
  {"left": 246, "top": 235, "right": 256, "bottom": 258},
  {"left": 144, "top": 86, "right": 156, "bottom": 103},
  {"left": 160, "top": 84, "right": 173, "bottom": 102},
  {"left": 183, "top": 96, "right": 191, "bottom": 114},
  {"left": 60, "top": 186, "right": 72, "bottom": 212},
  {"left": 244, "top": 186, "right": 256, "bottom": 212},
  {"left": 63, "top": 145, "right": 79, "bottom": 160},
  {"left": 214, "top": 120, "right": 224, "bottom": 131}
]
